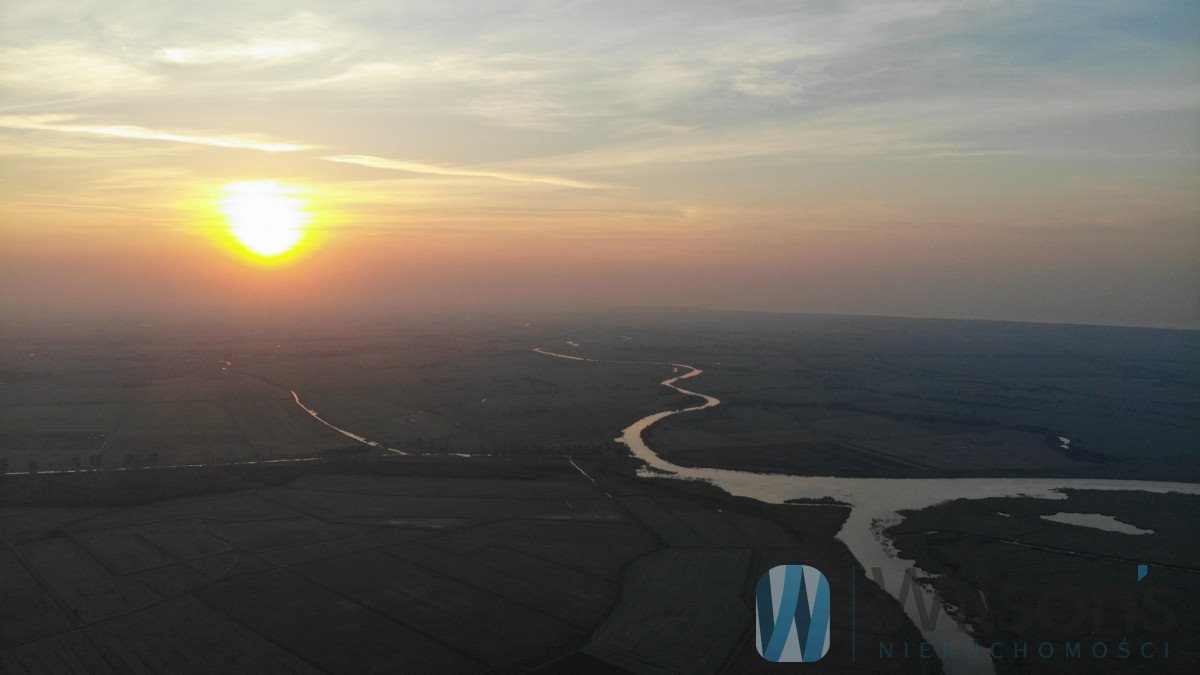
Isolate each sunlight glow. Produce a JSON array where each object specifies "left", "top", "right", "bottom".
[{"left": 218, "top": 181, "right": 311, "bottom": 258}]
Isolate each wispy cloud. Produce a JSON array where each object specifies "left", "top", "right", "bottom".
[
  {"left": 154, "top": 11, "right": 334, "bottom": 65},
  {"left": 324, "top": 154, "right": 609, "bottom": 189},
  {"left": 0, "top": 115, "right": 311, "bottom": 152},
  {"left": 0, "top": 42, "right": 159, "bottom": 94},
  {"left": 156, "top": 39, "right": 320, "bottom": 64},
  {"left": 517, "top": 117, "right": 966, "bottom": 171}
]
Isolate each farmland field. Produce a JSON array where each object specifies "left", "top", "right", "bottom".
[
  {"left": 0, "top": 455, "right": 930, "bottom": 672},
  {"left": 1, "top": 309, "right": 1195, "bottom": 672}
]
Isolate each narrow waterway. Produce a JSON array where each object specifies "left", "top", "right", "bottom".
[
  {"left": 224, "top": 359, "right": 407, "bottom": 455},
  {"left": 534, "top": 346, "right": 1200, "bottom": 674},
  {"left": 289, "top": 389, "right": 406, "bottom": 455}
]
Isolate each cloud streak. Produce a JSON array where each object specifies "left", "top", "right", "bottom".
[
  {"left": 0, "top": 42, "right": 160, "bottom": 94},
  {"left": 324, "top": 154, "right": 609, "bottom": 189},
  {"left": 156, "top": 40, "right": 320, "bottom": 64},
  {"left": 0, "top": 115, "right": 311, "bottom": 152}
]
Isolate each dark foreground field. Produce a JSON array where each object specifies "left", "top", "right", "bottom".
[{"left": 0, "top": 455, "right": 935, "bottom": 673}]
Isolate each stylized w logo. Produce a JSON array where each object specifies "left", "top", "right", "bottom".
[{"left": 755, "top": 565, "right": 831, "bottom": 662}]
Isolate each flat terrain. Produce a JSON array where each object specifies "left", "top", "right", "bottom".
[
  {"left": 3, "top": 310, "right": 1196, "bottom": 480},
  {"left": 606, "top": 311, "right": 1200, "bottom": 480},
  {"left": 1, "top": 309, "right": 1196, "bottom": 671},
  {"left": 0, "top": 456, "right": 933, "bottom": 673},
  {"left": 0, "top": 315, "right": 687, "bottom": 472}
]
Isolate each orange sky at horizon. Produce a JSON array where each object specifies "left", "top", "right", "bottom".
[{"left": 2, "top": 1, "right": 1198, "bottom": 328}]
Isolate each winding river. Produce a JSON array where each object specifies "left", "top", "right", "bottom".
[{"left": 534, "top": 346, "right": 1200, "bottom": 674}]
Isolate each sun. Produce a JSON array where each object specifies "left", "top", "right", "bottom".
[{"left": 218, "top": 181, "right": 311, "bottom": 258}]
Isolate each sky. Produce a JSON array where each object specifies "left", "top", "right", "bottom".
[{"left": 1, "top": 0, "right": 1198, "bottom": 328}]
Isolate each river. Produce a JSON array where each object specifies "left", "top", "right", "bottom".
[{"left": 534, "top": 346, "right": 1200, "bottom": 674}]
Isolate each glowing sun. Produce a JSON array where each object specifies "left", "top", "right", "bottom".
[{"left": 218, "top": 181, "right": 311, "bottom": 258}]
